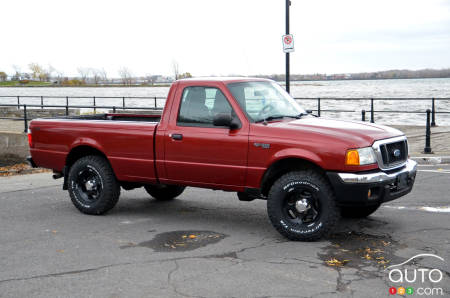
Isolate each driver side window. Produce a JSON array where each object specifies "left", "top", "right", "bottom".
[{"left": 177, "top": 86, "right": 233, "bottom": 127}]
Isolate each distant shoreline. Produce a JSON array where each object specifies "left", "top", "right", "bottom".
[
  {"left": 0, "top": 84, "right": 172, "bottom": 88},
  {"left": 1, "top": 77, "right": 449, "bottom": 88}
]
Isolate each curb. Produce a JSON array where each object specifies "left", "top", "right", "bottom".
[{"left": 410, "top": 156, "right": 450, "bottom": 165}]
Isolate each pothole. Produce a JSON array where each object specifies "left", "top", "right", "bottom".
[
  {"left": 318, "top": 231, "right": 405, "bottom": 270},
  {"left": 121, "top": 230, "right": 227, "bottom": 252}
]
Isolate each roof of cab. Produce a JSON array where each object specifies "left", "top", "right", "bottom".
[{"left": 176, "top": 77, "right": 273, "bottom": 84}]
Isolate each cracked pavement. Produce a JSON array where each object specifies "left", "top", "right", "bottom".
[{"left": 0, "top": 165, "right": 449, "bottom": 297}]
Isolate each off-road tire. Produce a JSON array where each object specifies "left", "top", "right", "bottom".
[
  {"left": 340, "top": 204, "right": 381, "bottom": 218},
  {"left": 68, "top": 155, "right": 120, "bottom": 215},
  {"left": 144, "top": 185, "right": 185, "bottom": 201},
  {"left": 267, "top": 170, "right": 339, "bottom": 241}
]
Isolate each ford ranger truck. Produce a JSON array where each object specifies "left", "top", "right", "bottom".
[{"left": 27, "top": 78, "right": 417, "bottom": 241}]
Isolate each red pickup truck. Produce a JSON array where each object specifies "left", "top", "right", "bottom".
[{"left": 28, "top": 78, "right": 417, "bottom": 240}]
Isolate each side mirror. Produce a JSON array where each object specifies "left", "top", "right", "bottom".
[{"left": 213, "top": 113, "right": 241, "bottom": 130}]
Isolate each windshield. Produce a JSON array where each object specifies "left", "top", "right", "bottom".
[{"left": 227, "top": 81, "right": 306, "bottom": 122}]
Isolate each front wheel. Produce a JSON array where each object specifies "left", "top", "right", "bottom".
[
  {"left": 267, "top": 170, "right": 339, "bottom": 241},
  {"left": 68, "top": 155, "right": 120, "bottom": 215},
  {"left": 340, "top": 204, "right": 381, "bottom": 218},
  {"left": 144, "top": 185, "right": 185, "bottom": 201}
]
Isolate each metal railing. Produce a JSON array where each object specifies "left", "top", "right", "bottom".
[
  {"left": 293, "top": 97, "right": 450, "bottom": 126},
  {"left": 1, "top": 96, "right": 449, "bottom": 153},
  {"left": 0, "top": 96, "right": 165, "bottom": 132},
  {"left": 0, "top": 95, "right": 166, "bottom": 112}
]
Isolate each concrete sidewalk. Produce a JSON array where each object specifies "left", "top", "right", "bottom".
[{"left": 1, "top": 119, "right": 449, "bottom": 164}]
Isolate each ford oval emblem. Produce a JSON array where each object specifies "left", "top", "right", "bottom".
[{"left": 393, "top": 149, "right": 401, "bottom": 157}]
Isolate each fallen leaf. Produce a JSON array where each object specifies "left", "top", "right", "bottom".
[
  {"left": 188, "top": 235, "right": 197, "bottom": 239},
  {"left": 325, "top": 258, "right": 349, "bottom": 267},
  {"left": 56, "top": 249, "right": 64, "bottom": 253}
]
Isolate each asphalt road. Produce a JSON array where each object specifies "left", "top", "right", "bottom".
[{"left": 0, "top": 165, "right": 449, "bottom": 298}]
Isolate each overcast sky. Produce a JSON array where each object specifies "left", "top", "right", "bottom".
[{"left": 1, "top": 0, "right": 449, "bottom": 77}]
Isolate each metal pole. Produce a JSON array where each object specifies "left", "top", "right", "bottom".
[
  {"left": 123, "top": 97, "right": 125, "bottom": 110},
  {"left": 285, "top": 0, "right": 290, "bottom": 93},
  {"left": 431, "top": 97, "right": 436, "bottom": 127},
  {"left": 17, "top": 96, "right": 20, "bottom": 110},
  {"left": 93, "top": 96, "right": 96, "bottom": 114},
  {"left": 40, "top": 96, "right": 43, "bottom": 110},
  {"left": 113, "top": 106, "right": 116, "bottom": 113},
  {"left": 23, "top": 104, "right": 28, "bottom": 132},
  {"left": 317, "top": 98, "right": 321, "bottom": 117},
  {"left": 370, "top": 98, "right": 374, "bottom": 123},
  {"left": 424, "top": 109, "right": 432, "bottom": 153},
  {"left": 362, "top": 110, "right": 366, "bottom": 121},
  {"left": 154, "top": 97, "right": 157, "bottom": 109}
]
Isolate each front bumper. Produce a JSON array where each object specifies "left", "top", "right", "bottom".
[{"left": 327, "top": 159, "right": 417, "bottom": 207}]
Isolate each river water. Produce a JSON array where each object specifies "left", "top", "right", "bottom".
[{"left": 1, "top": 78, "right": 449, "bottom": 125}]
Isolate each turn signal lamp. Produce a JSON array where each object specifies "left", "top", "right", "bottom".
[
  {"left": 346, "top": 150, "right": 359, "bottom": 165},
  {"left": 345, "top": 147, "right": 377, "bottom": 166}
]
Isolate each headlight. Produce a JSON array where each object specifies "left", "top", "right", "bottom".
[{"left": 345, "top": 147, "right": 376, "bottom": 165}]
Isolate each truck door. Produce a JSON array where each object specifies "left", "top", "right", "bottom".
[{"left": 164, "top": 85, "right": 248, "bottom": 188}]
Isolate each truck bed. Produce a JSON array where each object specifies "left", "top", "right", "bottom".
[
  {"left": 55, "top": 113, "right": 161, "bottom": 123},
  {"left": 29, "top": 113, "right": 160, "bottom": 184}
]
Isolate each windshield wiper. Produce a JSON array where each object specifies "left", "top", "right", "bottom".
[
  {"left": 255, "top": 115, "right": 286, "bottom": 123},
  {"left": 294, "top": 112, "right": 308, "bottom": 119}
]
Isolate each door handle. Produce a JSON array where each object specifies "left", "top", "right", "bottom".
[{"left": 171, "top": 134, "right": 183, "bottom": 140}]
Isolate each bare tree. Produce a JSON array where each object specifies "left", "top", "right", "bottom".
[
  {"left": 77, "top": 67, "right": 91, "bottom": 83},
  {"left": 172, "top": 60, "right": 179, "bottom": 80},
  {"left": 55, "top": 70, "right": 64, "bottom": 84},
  {"left": 99, "top": 68, "right": 108, "bottom": 84},
  {"left": 91, "top": 68, "right": 102, "bottom": 85},
  {"left": 0, "top": 71, "right": 7, "bottom": 81},
  {"left": 12, "top": 65, "right": 21, "bottom": 80},
  {"left": 29, "top": 63, "right": 44, "bottom": 80},
  {"left": 118, "top": 67, "right": 133, "bottom": 85}
]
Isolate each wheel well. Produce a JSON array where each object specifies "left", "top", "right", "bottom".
[
  {"left": 66, "top": 145, "right": 107, "bottom": 170},
  {"left": 260, "top": 158, "right": 325, "bottom": 196}
]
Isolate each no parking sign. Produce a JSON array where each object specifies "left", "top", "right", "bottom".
[{"left": 282, "top": 34, "right": 294, "bottom": 53}]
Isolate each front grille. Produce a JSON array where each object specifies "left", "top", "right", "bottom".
[
  {"left": 373, "top": 136, "right": 408, "bottom": 170},
  {"left": 380, "top": 141, "right": 408, "bottom": 166}
]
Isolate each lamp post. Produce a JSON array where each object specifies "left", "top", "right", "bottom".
[{"left": 285, "top": 0, "right": 291, "bottom": 93}]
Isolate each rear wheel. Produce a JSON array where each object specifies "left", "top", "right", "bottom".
[
  {"left": 340, "top": 204, "right": 381, "bottom": 218},
  {"left": 144, "top": 185, "right": 185, "bottom": 201},
  {"left": 68, "top": 155, "right": 120, "bottom": 215},
  {"left": 267, "top": 170, "right": 339, "bottom": 241}
]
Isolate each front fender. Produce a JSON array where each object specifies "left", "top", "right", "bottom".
[{"left": 268, "top": 148, "right": 324, "bottom": 169}]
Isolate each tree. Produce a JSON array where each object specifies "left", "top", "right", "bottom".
[
  {"left": 172, "top": 60, "right": 179, "bottom": 80},
  {"left": 12, "top": 65, "right": 21, "bottom": 80},
  {"left": 91, "top": 68, "right": 102, "bottom": 85},
  {"left": 118, "top": 67, "right": 133, "bottom": 85},
  {"left": 178, "top": 72, "right": 192, "bottom": 79},
  {"left": 0, "top": 71, "right": 7, "bottom": 81},
  {"left": 29, "top": 63, "right": 45, "bottom": 81},
  {"left": 77, "top": 67, "right": 91, "bottom": 83},
  {"left": 99, "top": 68, "right": 108, "bottom": 84}
]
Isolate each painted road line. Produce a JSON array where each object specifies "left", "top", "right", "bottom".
[
  {"left": 383, "top": 205, "right": 450, "bottom": 213},
  {"left": 418, "top": 169, "right": 450, "bottom": 174}
]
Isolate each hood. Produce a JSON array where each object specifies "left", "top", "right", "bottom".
[{"left": 267, "top": 117, "right": 404, "bottom": 148}]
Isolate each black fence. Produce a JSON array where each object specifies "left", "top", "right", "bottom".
[
  {"left": 0, "top": 95, "right": 449, "bottom": 153},
  {"left": 294, "top": 97, "right": 450, "bottom": 126}
]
